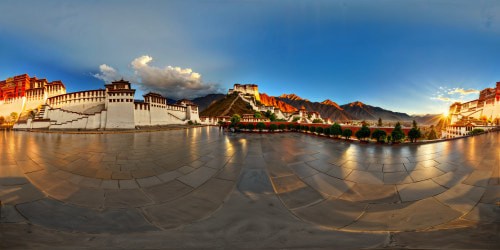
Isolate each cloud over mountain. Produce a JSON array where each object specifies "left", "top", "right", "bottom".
[
  {"left": 94, "top": 55, "right": 222, "bottom": 100},
  {"left": 93, "top": 64, "right": 123, "bottom": 83}
]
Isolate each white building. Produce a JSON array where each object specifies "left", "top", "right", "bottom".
[
  {"left": 14, "top": 80, "right": 199, "bottom": 130},
  {"left": 443, "top": 82, "right": 500, "bottom": 138}
]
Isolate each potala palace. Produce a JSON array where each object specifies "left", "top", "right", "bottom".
[
  {"left": 200, "top": 83, "right": 326, "bottom": 125},
  {"left": 443, "top": 82, "right": 500, "bottom": 138},
  {"left": 1, "top": 74, "right": 199, "bottom": 130}
]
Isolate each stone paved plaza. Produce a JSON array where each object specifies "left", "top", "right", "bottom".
[{"left": 0, "top": 127, "right": 499, "bottom": 249}]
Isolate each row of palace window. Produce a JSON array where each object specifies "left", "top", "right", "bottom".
[
  {"left": 109, "top": 99, "right": 133, "bottom": 103},
  {"left": 108, "top": 92, "right": 132, "bottom": 97}
]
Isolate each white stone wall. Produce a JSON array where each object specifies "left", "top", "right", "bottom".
[
  {"left": 106, "top": 100, "right": 135, "bottom": 129},
  {"left": 0, "top": 97, "right": 25, "bottom": 118},
  {"left": 134, "top": 104, "right": 151, "bottom": 126}
]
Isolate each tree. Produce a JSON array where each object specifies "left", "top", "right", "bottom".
[
  {"left": 427, "top": 125, "right": 438, "bottom": 140},
  {"left": 247, "top": 123, "right": 255, "bottom": 130},
  {"left": 0, "top": 116, "right": 5, "bottom": 125},
  {"left": 309, "top": 126, "right": 316, "bottom": 133},
  {"left": 378, "top": 117, "right": 383, "bottom": 127},
  {"left": 230, "top": 114, "right": 241, "bottom": 126},
  {"left": 10, "top": 112, "right": 18, "bottom": 123},
  {"left": 324, "top": 127, "right": 331, "bottom": 136},
  {"left": 391, "top": 122, "right": 405, "bottom": 142},
  {"left": 469, "top": 128, "right": 485, "bottom": 135},
  {"left": 316, "top": 126, "right": 324, "bottom": 134},
  {"left": 330, "top": 123, "right": 342, "bottom": 138},
  {"left": 269, "top": 123, "right": 278, "bottom": 132},
  {"left": 371, "top": 129, "right": 387, "bottom": 143},
  {"left": 408, "top": 120, "right": 421, "bottom": 143},
  {"left": 355, "top": 124, "right": 371, "bottom": 141},
  {"left": 292, "top": 117, "right": 300, "bottom": 122},
  {"left": 256, "top": 122, "right": 266, "bottom": 132},
  {"left": 287, "top": 123, "right": 294, "bottom": 130},
  {"left": 237, "top": 123, "right": 246, "bottom": 130},
  {"left": 278, "top": 124, "right": 286, "bottom": 130},
  {"left": 312, "top": 119, "right": 323, "bottom": 123},
  {"left": 254, "top": 112, "right": 262, "bottom": 118},
  {"left": 408, "top": 128, "right": 422, "bottom": 143},
  {"left": 342, "top": 128, "right": 352, "bottom": 139}
]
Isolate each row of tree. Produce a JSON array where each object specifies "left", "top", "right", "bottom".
[{"left": 0, "top": 112, "right": 18, "bottom": 126}]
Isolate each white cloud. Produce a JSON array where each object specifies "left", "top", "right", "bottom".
[
  {"left": 93, "top": 64, "right": 123, "bottom": 83},
  {"left": 447, "top": 88, "right": 479, "bottom": 95},
  {"left": 431, "top": 95, "right": 458, "bottom": 102},
  {"left": 94, "top": 55, "right": 222, "bottom": 100}
]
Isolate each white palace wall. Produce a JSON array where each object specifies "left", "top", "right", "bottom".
[
  {"left": 0, "top": 97, "right": 25, "bottom": 117},
  {"left": 13, "top": 81, "right": 200, "bottom": 130}
]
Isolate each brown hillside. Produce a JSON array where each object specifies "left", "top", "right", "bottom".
[
  {"left": 260, "top": 93, "right": 297, "bottom": 112},
  {"left": 200, "top": 93, "right": 254, "bottom": 117}
]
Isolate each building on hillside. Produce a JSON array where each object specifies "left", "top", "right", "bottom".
[
  {"left": 228, "top": 83, "right": 260, "bottom": 102},
  {"left": 0, "top": 74, "right": 66, "bottom": 119},
  {"left": 443, "top": 82, "right": 500, "bottom": 138},
  {"left": 202, "top": 83, "right": 330, "bottom": 125},
  {"left": 14, "top": 79, "right": 199, "bottom": 130},
  {"left": 240, "top": 114, "right": 270, "bottom": 123}
]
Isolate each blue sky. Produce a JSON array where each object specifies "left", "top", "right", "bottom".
[{"left": 1, "top": 0, "right": 499, "bottom": 114}]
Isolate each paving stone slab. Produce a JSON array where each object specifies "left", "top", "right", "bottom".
[
  {"left": 290, "top": 162, "right": 319, "bottom": 179},
  {"left": 136, "top": 176, "right": 162, "bottom": 188},
  {"left": 432, "top": 171, "right": 469, "bottom": 188},
  {"left": 462, "top": 170, "right": 492, "bottom": 187},
  {"left": 78, "top": 177, "right": 102, "bottom": 188},
  {"left": 63, "top": 187, "right": 105, "bottom": 208},
  {"left": 383, "top": 163, "right": 406, "bottom": 173},
  {"left": 143, "top": 196, "right": 220, "bottom": 229},
  {"left": 216, "top": 163, "right": 243, "bottom": 181},
  {"left": 271, "top": 175, "right": 307, "bottom": 194},
  {"left": 479, "top": 186, "right": 500, "bottom": 204},
  {"left": 326, "top": 165, "right": 353, "bottom": 179},
  {"left": 408, "top": 167, "right": 445, "bottom": 182},
  {"left": 177, "top": 167, "right": 217, "bottom": 188},
  {"left": 303, "top": 173, "right": 354, "bottom": 198},
  {"left": 293, "top": 198, "right": 366, "bottom": 229},
  {"left": 100, "top": 179, "right": 119, "bottom": 189},
  {"left": 0, "top": 183, "right": 45, "bottom": 205},
  {"left": 305, "top": 159, "right": 334, "bottom": 173},
  {"left": 339, "top": 183, "right": 400, "bottom": 204},
  {"left": 190, "top": 178, "right": 234, "bottom": 204},
  {"left": 177, "top": 166, "right": 195, "bottom": 174},
  {"left": 0, "top": 204, "right": 26, "bottom": 223},
  {"left": 45, "top": 181, "right": 81, "bottom": 201},
  {"left": 237, "top": 169, "right": 274, "bottom": 195},
  {"left": 157, "top": 170, "right": 183, "bottom": 183},
  {"left": 26, "top": 170, "right": 61, "bottom": 191},
  {"left": 345, "top": 198, "right": 462, "bottom": 231},
  {"left": 346, "top": 170, "right": 384, "bottom": 185},
  {"left": 397, "top": 179, "right": 447, "bottom": 202},
  {"left": 105, "top": 189, "right": 153, "bottom": 208},
  {"left": 17, "top": 199, "right": 158, "bottom": 233},
  {"left": 142, "top": 180, "right": 193, "bottom": 203},
  {"left": 463, "top": 202, "right": 500, "bottom": 223},
  {"left": 435, "top": 183, "right": 485, "bottom": 214},
  {"left": 119, "top": 179, "right": 139, "bottom": 189},
  {"left": 340, "top": 160, "right": 368, "bottom": 170},
  {"left": 383, "top": 172, "right": 413, "bottom": 184}
]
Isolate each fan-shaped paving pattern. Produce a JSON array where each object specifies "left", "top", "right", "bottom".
[{"left": 0, "top": 128, "right": 498, "bottom": 236}]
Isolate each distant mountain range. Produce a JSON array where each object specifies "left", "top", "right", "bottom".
[{"left": 191, "top": 92, "right": 440, "bottom": 125}]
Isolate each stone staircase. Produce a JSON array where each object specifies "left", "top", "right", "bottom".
[{"left": 167, "top": 112, "right": 185, "bottom": 122}]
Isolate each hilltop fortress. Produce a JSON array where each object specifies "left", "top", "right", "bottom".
[
  {"left": 1, "top": 74, "right": 199, "bottom": 130},
  {"left": 0, "top": 74, "right": 66, "bottom": 118},
  {"left": 443, "top": 82, "right": 500, "bottom": 138}
]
